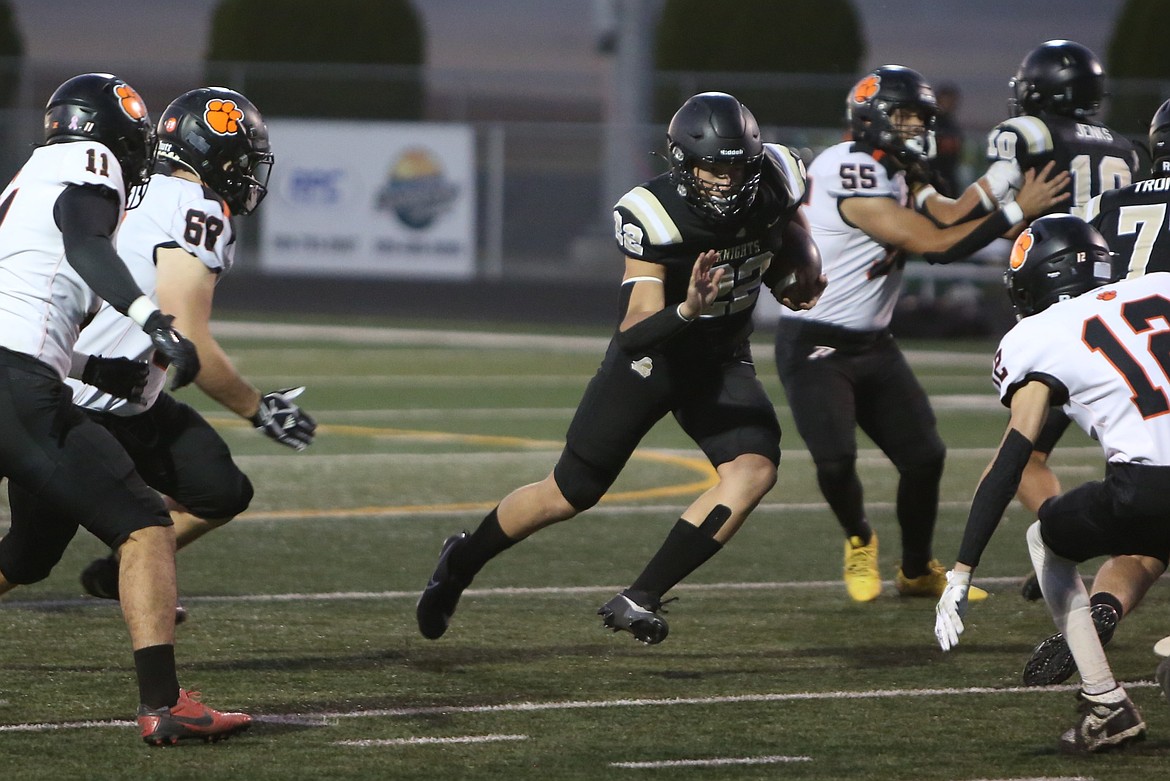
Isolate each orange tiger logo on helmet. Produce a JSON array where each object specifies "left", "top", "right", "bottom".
[
  {"left": 1009, "top": 228, "right": 1034, "bottom": 270},
  {"left": 115, "top": 84, "right": 147, "bottom": 121},
  {"left": 204, "top": 99, "right": 244, "bottom": 135},
  {"left": 852, "top": 74, "right": 880, "bottom": 104}
]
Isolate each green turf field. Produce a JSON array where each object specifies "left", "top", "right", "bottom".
[{"left": 1, "top": 321, "right": 1167, "bottom": 780}]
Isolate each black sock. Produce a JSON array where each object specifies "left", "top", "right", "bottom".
[
  {"left": 627, "top": 519, "right": 723, "bottom": 603},
  {"left": 134, "top": 644, "right": 180, "bottom": 709},
  {"left": 896, "top": 459, "right": 944, "bottom": 576},
  {"left": 816, "top": 459, "right": 871, "bottom": 541},
  {"left": 1090, "top": 591, "right": 1124, "bottom": 621},
  {"left": 448, "top": 507, "right": 517, "bottom": 581}
]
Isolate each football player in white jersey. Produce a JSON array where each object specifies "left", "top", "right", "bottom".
[
  {"left": 774, "top": 65, "right": 1068, "bottom": 603},
  {"left": 27, "top": 87, "right": 317, "bottom": 616},
  {"left": 933, "top": 214, "right": 1170, "bottom": 753},
  {"left": 0, "top": 73, "right": 251, "bottom": 745},
  {"left": 1017, "top": 99, "right": 1170, "bottom": 687}
]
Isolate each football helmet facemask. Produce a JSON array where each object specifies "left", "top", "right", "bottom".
[
  {"left": 848, "top": 65, "right": 937, "bottom": 166},
  {"left": 1150, "top": 99, "right": 1170, "bottom": 176},
  {"left": 1008, "top": 40, "right": 1104, "bottom": 119},
  {"left": 43, "top": 73, "right": 157, "bottom": 208},
  {"left": 156, "top": 87, "right": 273, "bottom": 215},
  {"left": 1005, "top": 214, "right": 1115, "bottom": 318},
  {"left": 666, "top": 91, "right": 764, "bottom": 222}
]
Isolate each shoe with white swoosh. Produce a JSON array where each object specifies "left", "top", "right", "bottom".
[{"left": 1058, "top": 688, "right": 1145, "bottom": 754}]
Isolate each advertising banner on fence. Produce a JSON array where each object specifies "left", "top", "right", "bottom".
[{"left": 260, "top": 120, "right": 476, "bottom": 278}]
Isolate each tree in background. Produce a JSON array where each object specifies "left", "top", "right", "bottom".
[
  {"left": 655, "top": 0, "right": 864, "bottom": 128},
  {"left": 206, "top": 0, "right": 424, "bottom": 119},
  {"left": 1106, "top": 0, "right": 1168, "bottom": 138}
]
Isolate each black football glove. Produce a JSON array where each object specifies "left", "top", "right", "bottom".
[
  {"left": 142, "top": 311, "right": 201, "bottom": 390},
  {"left": 249, "top": 386, "right": 317, "bottom": 451},
  {"left": 81, "top": 355, "right": 149, "bottom": 403}
]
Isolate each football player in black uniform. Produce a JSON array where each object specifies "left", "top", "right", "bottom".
[
  {"left": 1019, "top": 98, "right": 1170, "bottom": 687},
  {"left": 984, "top": 42, "right": 1141, "bottom": 590},
  {"left": 416, "top": 92, "right": 825, "bottom": 644}
]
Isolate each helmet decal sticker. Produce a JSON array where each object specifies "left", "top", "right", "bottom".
[
  {"left": 115, "top": 84, "right": 147, "bottom": 121},
  {"left": 1010, "top": 228, "right": 1034, "bottom": 270},
  {"left": 852, "top": 74, "right": 880, "bottom": 104},
  {"left": 204, "top": 99, "right": 244, "bottom": 135}
]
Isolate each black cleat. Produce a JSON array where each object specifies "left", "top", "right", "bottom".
[
  {"left": 416, "top": 532, "right": 472, "bottom": 640},
  {"left": 1022, "top": 603, "right": 1119, "bottom": 686},
  {"left": 598, "top": 592, "right": 669, "bottom": 645},
  {"left": 80, "top": 555, "right": 120, "bottom": 600},
  {"left": 1020, "top": 571, "right": 1043, "bottom": 601},
  {"left": 81, "top": 554, "right": 188, "bottom": 624},
  {"left": 1058, "top": 689, "right": 1145, "bottom": 754}
]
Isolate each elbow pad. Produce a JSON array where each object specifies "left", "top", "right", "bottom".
[{"left": 957, "top": 428, "right": 1034, "bottom": 568}]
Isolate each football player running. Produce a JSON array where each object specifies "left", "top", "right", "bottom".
[
  {"left": 934, "top": 214, "right": 1170, "bottom": 754},
  {"left": 27, "top": 87, "right": 315, "bottom": 619},
  {"left": 417, "top": 91, "right": 825, "bottom": 644},
  {"left": 0, "top": 74, "right": 250, "bottom": 745},
  {"left": 1017, "top": 99, "right": 1170, "bottom": 687},
  {"left": 774, "top": 65, "right": 1068, "bottom": 603}
]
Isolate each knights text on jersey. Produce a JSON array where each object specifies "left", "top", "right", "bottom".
[
  {"left": 0, "top": 142, "right": 127, "bottom": 379},
  {"left": 985, "top": 113, "right": 1139, "bottom": 217},
  {"left": 612, "top": 143, "right": 805, "bottom": 352},
  {"left": 1084, "top": 175, "right": 1170, "bottom": 280},
  {"left": 69, "top": 174, "right": 237, "bottom": 415},
  {"left": 782, "top": 141, "right": 906, "bottom": 331},
  {"left": 992, "top": 272, "right": 1170, "bottom": 465}
]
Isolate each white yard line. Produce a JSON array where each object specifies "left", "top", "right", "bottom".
[
  {"left": 0, "top": 682, "right": 1156, "bottom": 734},
  {"left": 336, "top": 734, "right": 528, "bottom": 747},
  {"left": 610, "top": 754, "right": 812, "bottom": 768}
]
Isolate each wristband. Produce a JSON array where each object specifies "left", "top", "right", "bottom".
[
  {"left": 127, "top": 296, "right": 157, "bottom": 328},
  {"left": 913, "top": 184, "right": 937, "bottom": 210},
  {"left": 675, "top": 304, "right": 694, "bottom": 322},
  {"left": 1002, "top": 201, "right": 1025, "bottom": 225}
]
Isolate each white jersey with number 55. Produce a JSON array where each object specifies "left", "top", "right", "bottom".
[
  {"left": 69, "top": 173, "right": 236, "bottom": 415},
  {"left": 993, "top": 272, "right": 1170, "bottom": 465},
  {"left": 782, "top": 140, "right": 909, "bottom": 330}
]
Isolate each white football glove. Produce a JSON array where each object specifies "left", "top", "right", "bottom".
[
  {"left": 934, "top": 569, "right": 972, "bottom": 652},
  {"left": 250, "top": 386, "right": 317, "bottom": 451}
]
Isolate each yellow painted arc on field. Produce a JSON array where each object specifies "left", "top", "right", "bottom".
[{"left": 231, "top": 420, "right": 718, "bottom": 521}]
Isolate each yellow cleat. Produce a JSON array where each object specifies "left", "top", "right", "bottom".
[
  {"left": 844, "top": 533, "right": 881, "bottom": 602},
  {"left": 895, "top": 559, "right": 988, "bottom": 602}
]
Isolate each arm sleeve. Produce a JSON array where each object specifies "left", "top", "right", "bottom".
[
  {"left": 921, "top": 208, "right": 1014, "bottom": 265},
  {"left": 956, "top": 428, "right": 1034, "bottom": 568},
  {"left": 53, "top": 184, "right": 148, "bottom": 316}
]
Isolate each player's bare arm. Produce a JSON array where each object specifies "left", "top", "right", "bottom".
[
  {"left": 841, "top": 161, "right": 1069, "bottom": 255},
  {"left": 155, "top": 246, "right": 262, "bottom": 418}
]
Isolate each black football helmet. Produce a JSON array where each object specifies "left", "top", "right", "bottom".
[
  {"left": 1150, "top": 99, "right": 1170, "bottom": 176},
  {"left": 666, "top": 92, "right": 763, "bottom": 222},
  {"left": 847, "top": 65, "right": 937, "bottom": 166},
  {"left": 1008, "top": 40, "right": 1104, "bottom": 118},
  {"left": 43, "top": 73, "right": 157, "bottom": 207},
  {"left": 1005, "top": 214, "right": 1115, "bottom": 318},
  {"left": 156, "top": 87, "right": 273, "bottom": 215}
]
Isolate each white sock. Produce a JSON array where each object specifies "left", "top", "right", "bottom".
[{"left": 1025, "top": 522, "right": 1116, "bottom": 694}]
